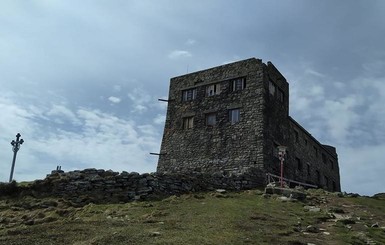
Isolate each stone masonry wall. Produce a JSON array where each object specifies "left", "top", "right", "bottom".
[
  {"left": 13, "top": 168, "right": 266, "bottom": 205},
  {"left": 157, "top": 58, "right": 265, "bottom": 175},
  {"left": 286, "top": 119, "right": 341, "bottom": 191},
  {"left": 261, "top": 63, "right": 340, "bottom": 192},
  {"left": 156, "top": 57, "right": 341, "bottom": 192}
]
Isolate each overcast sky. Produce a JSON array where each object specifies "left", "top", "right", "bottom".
[{"left": 1, "top": 1, "right": 384, "bottom": 196}]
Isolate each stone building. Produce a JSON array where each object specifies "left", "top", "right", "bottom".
[{"left": 157, "top": 58, "right": 340, "bottom": 192}]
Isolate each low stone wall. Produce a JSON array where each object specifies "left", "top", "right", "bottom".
[{"left": 4, "top": 168, "right": 266, "bottom": 205}]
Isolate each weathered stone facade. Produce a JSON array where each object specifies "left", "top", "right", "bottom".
[{"left": 157, "top": 58, "right": 340, "bottom": 192}]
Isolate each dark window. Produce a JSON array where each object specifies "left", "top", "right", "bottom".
[
  {"left": 231, "top": 78, "right": 246, "bottom": 91},
  {"left": 316, "top": 170, "right": 320, "bottom": 184},
  {"left": 330, "top": 160, "right": 334, "bottom": 170},
  {"left": 294, "top": 131, "right": 299, "bottom": 143},
  {"left": 314, "top": 146, "right": 318, "bottom": 157},
  {"left": 324, "top": 175, "right": 329, "bottom": 188},
  {"left": 296, "top": 157, "right": 302, "bottom": 171},
  {"left": 269, "top": 80, "right": 276, "bottom": 95},
  {"left": 206, "top": 113, "right": 216, "bottom": 126},
  {"left": 182, "top": 88, "right": 196, "bottom": 101},
  {"left": 304, "top": 138, "right": 308, "bottom": 146},
  {"left": 182, "top": 116, "right": 194, "bottom": 129},
  {"left": 229, "top": 108, "right": 240, "bottom": 124},
  {"left": 206, "top": 83, "right": 221, "bottom": 96},
  {"left": 307, "top": 163, "right": 311, "bottom": 176},
  {"left": 332, "top": 181, "right": 337, "bottom": 192},
  {"left": 273, "top": 142, "right": 279, "bottom": 157},
  {"left": 277, "top": 88, "right": 284, "bottom": 102},
  {"left": 322, "top": 153, "right": 327, "bottom": 164}
]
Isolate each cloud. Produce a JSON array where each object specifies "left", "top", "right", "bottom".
[
  {"left": 153, "top": 114, "right": 166, "bottom": 125},
  {"left": 185, "top": 39, "right": 196, "bottom": 46},
  {"left": 304, "top": 68, "right": 326, "bottom": 78},
  {"left": 0, "top": 95, "right": 161, "bottom": 182},
  {"left": 127, "top": 87, "right": 154, "bottom": 114},
  {"left": 340, "top": 145, "right": 385, "bottom": 195},
  {"left": 46, "top": 104, "right": 80, "bottom": 125},
  {"left": 320, "top": 97, "right": 361, "bottom": 143},
  {"left": 113, "top": 85, "right": 122, "bottom": 92},
  {"left": 108, "top": 96, "right": 121, "bottom": 104},
  {"left": 286, "top": 60, "right": 385, "bottom": 195},
  {"left": 168, "top": 50, "right": 192, "bottom": 59}
]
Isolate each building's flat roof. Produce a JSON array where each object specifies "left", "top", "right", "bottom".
[{"left": 171, "top": 57, "right": 262, "bottom": 79}]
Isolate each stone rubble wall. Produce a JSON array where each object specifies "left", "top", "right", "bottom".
[{"left": 14, "top": 168, "right": 266, "bottom": 205}]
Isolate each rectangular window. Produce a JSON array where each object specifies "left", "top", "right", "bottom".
[
  {"left": 304, "top": 138, "right": 308, "bottom": 146},
  {"left": 269, "top": 80, "right": 276, "bottom": 95},
  {"left": 229, "top": 108, "right": 240, "bottom": 124},
  {"left": 277, "top": 88, "right": 284, "bottom": 102},
  {"left": 324, "top": 175, "right": 329, "bottom": 188},
  {"left": 294, "top": 130, "right": 299, "bottom": 142},
  {"left": 316, "top": 170, "right": 320, "bottom": 184},
  {"left": 322, "top": 153, "right": 327, "bottom": 164},
  {"left": 182, "top": 88, "right": 196, "bottom": 101},
  {"left": 231, "top": 77, "right": 246, "bottom": 91},
  {"left": 273, "top": 142, "right": 279, "bottom": 158},
  {"left": 206, "top": 113, "right": 216, "bottom": 126},
  {"left": 332, "top": 181, "right": 337, "bottom": 192},
  {"left": 296, "top": 157, "right": 302, "bottom": 171},
  {"left": 314, "top": 146, "right": 318, "bottom": 157},
  {"left": 206, "top": 83, "right": 221, "bottom": 96},
  {"left": 307, "top": 163, "right": 311, "bottom": 176},
  {"left": 182, "top": 116, "right": 194, "bottom": 129}
]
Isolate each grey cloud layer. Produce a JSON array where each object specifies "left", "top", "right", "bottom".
[{"left": 0, "top": 0, "right": 384, "bottom": 195}]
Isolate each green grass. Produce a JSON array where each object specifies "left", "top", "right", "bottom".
[{"left": 0, "top": 190, "right": 384, "bottom": 244}]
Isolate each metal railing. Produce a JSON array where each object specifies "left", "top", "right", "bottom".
[{"left": 266, "top": 173, "right": 318, "bottom": 189}]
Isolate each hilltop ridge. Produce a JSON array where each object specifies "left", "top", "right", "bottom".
[{"left": 0, "top": 181, "right": 384, "bottom": 244}]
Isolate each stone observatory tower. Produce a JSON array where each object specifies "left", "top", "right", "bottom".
[{"left": 157, "top": 58, "right": 340, "bottom": 192}]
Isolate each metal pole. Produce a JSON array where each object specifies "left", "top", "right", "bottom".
[
  {"left": 9, "top": 150, "right": 18, "bottom": 182},
  {"left": 9, "top": 133, "right": 24, "bottom": 182},
  {"left": 277, "top": 145, "right": 287, "bottom": 189},
  {"left": 280, "top": 158, "right": 284, "bottom": 188}
]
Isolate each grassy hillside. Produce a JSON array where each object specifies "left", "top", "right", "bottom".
[{"left": 0, "top": 188, "right": 384, "bottom": 245}]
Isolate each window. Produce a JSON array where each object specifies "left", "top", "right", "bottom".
[
  {"left": 294, "top": 130, "right": 299, "bottom": 142},
  {"left": 304, "top": 138, "right": 308, "bottom": 146},
  {"left": 277, "top": 88, "right": 284, "bottom": 102},
  {"left": 269, "top": 80, "right": 276, "bottom": 95},
  {"left": 273, "top": 142, "right": 279, "bottom": 157},
  {"left": 316, "top": 170, "right": 320, "bottom": 184},
  {"left": 182, "top": 88, "right": 196, "bottom": 101},
  {"left": 296, "top": 157, "right": 302, "bottom": 171},
  {"left": 206, "top": 83, "right": 221, "bottom": 96},
  {"left": 182, "top": 116, "right": 194, "bottom": 129},
  {"left": 229, "top": 108, "right": 240, "bottom": 124},
  {"left": 332, "top": 181, "right": 337, "bottom": 192},
  {"left": 330, "top": 160, "right": 334, "bottom": 170},
  {"left": 206, "top": 113, "right": 216, "bottom": 126},
  {"left": 313, "top": 146, "right": 318, "bottom": 157},
  {"left": 322, "top": 153, "right": 327, "bottom": 164},
  {"left": 307, "top": 163, "right": 311, "bottom": 176},
  {"left": 324, "top": 175, "right": 329, "bottom": 188},
  {"left": 231, "top": 78, "right": 246, "bottom": 91}
]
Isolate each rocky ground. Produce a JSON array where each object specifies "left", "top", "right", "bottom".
[{"left": 0, "top": 187, "right": 384, "bottom": 244}]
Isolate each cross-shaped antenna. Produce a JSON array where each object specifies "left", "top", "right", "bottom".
[{"left": 9, "top": 133, "right": 24, "bottom": 182}]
